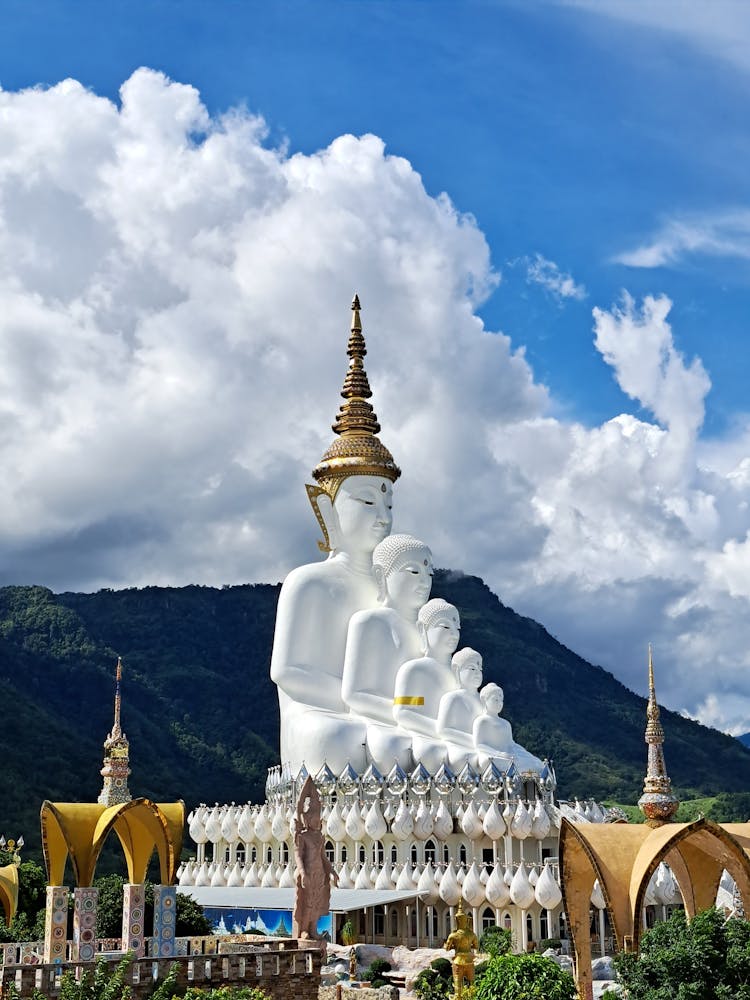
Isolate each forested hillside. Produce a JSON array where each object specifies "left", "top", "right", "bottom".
[{"left": 1, "top": 571, "right": 749, "bottom": 861}]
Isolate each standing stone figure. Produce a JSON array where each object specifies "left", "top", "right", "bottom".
[
  {"left": 444, "top": 901, "right": 479, "bottom": 999},
  {"left": 293, "top": 775, "right": 337, "bottom": 939}
]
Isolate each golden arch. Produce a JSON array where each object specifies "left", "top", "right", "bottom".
[
  {"left": 0, "top": 863, "right": 19, "bottom": 924},
  {"left": 40, "top": 798, "right": 185, "bottom": 887},
  {"left": 560, "top": 817, "right": 750, "bottom": 1000}
]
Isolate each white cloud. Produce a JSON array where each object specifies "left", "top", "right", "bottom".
[
  {"left": 615, "top": 211, "right": 750, "bottom": 268},
  {"left": 2, "top": 69, "right": 750, "bottom": 736},
  {"left": 562, "top": 1, "right": 750, "bottom": 75},
  {"left": 523, "top": 253, "right": 586, "bottom": 301}
]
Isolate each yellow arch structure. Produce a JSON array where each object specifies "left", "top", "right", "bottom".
[
  {"left": 0, "top": 862, "right": 19, "bottom": 925},
  {"left": 40, "top": 798, "right": 185, "bottom": 887},
  {"left": 560, "top": 817, "right": 750, "bottom": 1000}
]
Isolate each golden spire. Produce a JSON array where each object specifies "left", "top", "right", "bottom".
[
  {"left": 638, "top": 645, "right": 679, "bottom": 826},
  {"left": 307, "top": 296, "right": 400, "bottom": 548},
  {"left": 111, "top": 656, "right": 123, "bottom": 740}
]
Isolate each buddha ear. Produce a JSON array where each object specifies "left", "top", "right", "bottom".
[
  {"left": 373, "top": 564, "right": 388, "bottom": 603},
  {"left": 417, "top": 620, "right": 429, "bottom": 655}
]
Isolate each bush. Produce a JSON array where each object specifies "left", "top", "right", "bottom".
[
  {"left": 183, "top": 989, "right": 271, "bottom": 1000},
  {"left": 363, "top": 957, "right": 392, "bottom": 988},
  {"left": 479, "top": 925, "right": 512, "bottom": 957},
  {"left": 475, "top": 953, "right": 576, "bottom": 1000},
  {"left": 429, "top": 956, "right": 453, "bottom": 981},
  {"left": 414, "top": 967, "right": 451, "bottom": 1000},
  {"left": 539, "top": 938, "right": 561, "bottom": 951},
  {"left": 614, "top": 907, "right": 750, "bottom": 1000}
]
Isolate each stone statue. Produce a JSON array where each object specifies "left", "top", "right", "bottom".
[
  {"left": 436, "top": 648, "right": 483, "bottom": 770},
  {"left": 444, "top": 901, "right": 479, "bottom": 999},
  {"left": 293, "top": 775, "right": 337, "bottom": 939},
  {"left": 342, "top": 533, "right": 433, "bottom": 770},
  {"left": 474, "top": 683, "right": 545, "bottom": 773},
  {"left": 349, "top": 947, "right": 357, "bottom": 980},
  {"left": 393, "top": 599, "right": 461, "bottom": 772},
  {"left": 270, "top": 297, "right": 400, "bottom": 775}
]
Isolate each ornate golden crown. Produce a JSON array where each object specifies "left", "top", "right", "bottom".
[{"left": 307, "top": 295, "right": 400, "bottom": 550}]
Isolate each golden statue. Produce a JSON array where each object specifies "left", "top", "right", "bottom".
[{"left": 444, "top": 900, "right": 479, "bottom": 998}]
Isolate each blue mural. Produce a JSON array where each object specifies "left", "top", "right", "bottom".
[{"left": 203, "top": 907, "right": 332, "bottom": 940}]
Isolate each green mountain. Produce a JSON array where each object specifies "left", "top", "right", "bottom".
[{"left": 1, "top": 572, "right": 749, "bottom": 863}]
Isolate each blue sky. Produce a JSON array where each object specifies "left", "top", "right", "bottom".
[
  {"left": 1, "top": 1, "right": 750, "bottom": 734},
  {"left": 2, "top": 1, "right": 749, "bottom": 429}
]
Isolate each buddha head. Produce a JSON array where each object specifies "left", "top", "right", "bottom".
[
  {"left": 480, "top": 682, "right": 504, "bottom": 716},
  {"left": 373, "top": 533, "right": 433, "bottom": 613},
  {"left": 417, "top": 599, "right": 460, "bottom": 661},
  {"left": 451, "top": 648, "right": 483, "bottom": 692},
  {"left": 306, "top": 296, "right": 400, "bottom": 555}
]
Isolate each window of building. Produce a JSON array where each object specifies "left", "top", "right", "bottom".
[
  {"left": 503, "top": 912, "right": 512, "bottom": 930},
  {"left": 411, "top": 843, "right": 418, "bottom": 864},
  {"left": 391, "top": 844, "right": 398, "bottom": 865},
  {"left": 410, "top": 909, "right": 417, "bottom": 937},
  {"left": 341, "top": 845, "right": 347, "bottom": 862},
  {"left": 359, "top": 909, "right": 366, "bottom": 935},
  {"left": 374, "top": 841, "right": 384, "bottom": 865},
  {"left": 374, "top": 907, "right": 385, "bottom": 937},
  {"left": 282, "top": 842, "right": 289, "bottom": 863},
  {"left": 250, "top": 846, "right": 257, "bottom": 863},
  {"left": 443, "top": 844, "right": 450, "bottom": 864},
  {"left": 359, "top": 845, "right": 366, "bottom": 864},
  {"left": 526, "top": 912, "right": 534, "bottom": 944},
  {"left": 325, "top": 840, "right": 334, "bottom": 863},
  {"left": 266, "top": 846, "right": 272, "bottom": 864},
  {"left": 236, "top": 845, "right": 245, "bottom": 864},
  {"left": 425, "top": 840, "right": 436, "bottom": 864},
  {"left": 390, "top": 908, "right": 399, "bottom": 938},
  {"left": 459, "top": 843, "right": 467, "bottom": 865},
  {"left": 482, "top": 847, "right": 494, "bottom": 871}
]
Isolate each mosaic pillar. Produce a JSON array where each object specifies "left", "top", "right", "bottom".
[
  {"left": 152, "top": 885, "right": 177, "bottom": 958},
  {"left": 71, "top": 887, "right": 98, "bottom": 962},
  {"left": 121, "top": 883, "right": 146, "bottom": 957},
  {"left": 43, "top": 885, "right": 69, "bottom": 964}
]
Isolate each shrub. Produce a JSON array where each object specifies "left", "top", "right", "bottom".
[
  {"left": 429, "top": 956, "right": 453, "bottom": 981},
  {"left": 539, "top": 937, "right": 561, "bottom": 951},
  {"left": 479, "top": 925, "right": 512, "bottom": 957},
  {"left": 363, "top": 957, "right": 392, "bottom": 988},
  {"left": 474, "top": 953, "right": 576, "bottom": 1000},
  {"left": 413, "top": 967, "right": 451, "bottom": 1000}
]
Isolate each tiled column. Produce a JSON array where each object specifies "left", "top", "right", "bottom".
[
  {"left": 43, "top": 885, "right": 69, "bottom": 964},
  {"left": 121, "top": 883, "right": 146, "bottom": 957},
  {"left": 72, "top": 887, "right": 98, "bottom": 962},
  {"left": 152, "top": 885, "right": 177, "bottom": 957}
]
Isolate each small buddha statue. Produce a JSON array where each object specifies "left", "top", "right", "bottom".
[
  {"left": 342, "top": 533, "right": 434, "bottom": 770},
  {"left": 444, "top": 901, "right": 479, "bottom": 999},
  {"left": 392, "top": 598, "right": 461, "bottom": 773},
  {"left": 270, "top": 297, "right": 400, "bottom": 775},
  {"left": 436, "top": 647, "right": 483, "bottom": 770},
  {"left": 474, "top": 683, "right": 545, "bottom": 774}
]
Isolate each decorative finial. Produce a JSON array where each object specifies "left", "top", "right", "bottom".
[
  {"left": 98, "top": 657, "right": 132, "bottom": 806},
  {"left": 638, "top": 646, "right": 679, "bottom": 827},
  {"left": 307, "top": 296, "right": 401, "bottom": 549}
]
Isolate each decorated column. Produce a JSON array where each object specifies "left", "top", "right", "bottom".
[
  {"left": 121, "top": 883, "right": 146, "bottom": 957},
  {"left": 43, "top": 885, "right": 69, "bottom": 964},
  {"left": 152, "top": 884, "right": 177, "bottom": 957},
  {"left": 72, "top": 887, "right": 98, "bottom": 962}
]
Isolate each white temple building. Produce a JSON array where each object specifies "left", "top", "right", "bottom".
[{"left": 180, "top": 297, "right": 625, "bottom": 950}]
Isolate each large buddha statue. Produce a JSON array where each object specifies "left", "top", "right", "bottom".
[
  {"left": 436, "top": 647, "right": 484, "bottom": 770},
  {"left": 473, "top": 683, "right": 545, "bottom": 774},
  {"left": 270, "top": 297, "right": 400, "bottom": 775},
  {"left": 392, "top": 598, "right": 461, "bottom": 773},
  {"left": 342, "top": 533, "right": 434, "bottom": 771}
]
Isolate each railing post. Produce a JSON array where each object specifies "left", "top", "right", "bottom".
[
  {"left": 122, "top": 883, "right": 146, "bottom": 957},
  {"left": 72, "top": 887, "right": 99, "bottom": 962},
  {"left": 152, "top": 885, "right": 177, "bottom": 958}
]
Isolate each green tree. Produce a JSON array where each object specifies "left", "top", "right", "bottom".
[
  {"left": 94, "top": 875, "right": 211, "bottom": 940},
  {"left": 475, "top": 953, "right": 576, "bottom": 1000},
  {"left": 479, "top": 925, "right": 513, "bottom": 957},
  {"left": 614, "top": 907, "right": 750, "bottom": 1000},
  {"left": 0, "top": 852, "right": 48, "bottom": 942}
]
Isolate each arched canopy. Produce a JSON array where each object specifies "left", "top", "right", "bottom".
[
  {"left": 0, "top": 863, "right": 19, "bottom": 925},
  {"left": 41, "top": 798, "right": 185, "bottom": 887},
  {"left": 560, "top": 817, "right": 750, "bottom": 1000}
]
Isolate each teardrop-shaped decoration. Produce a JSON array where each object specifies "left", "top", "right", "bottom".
[
  {"left": 482, "top": 799, "right": 506, "bottom": 840},
  {"left": 345, "top": 802, "right": 366, "bottom": 841},
  {"left": 278, "top": 862, "right": 295, "bottom": 888},
  {"left": 254, "top": 805, "right": 272, "bottom": 843},
  {"left": 510, "top": 800, "right": 533, "bottom": 839},
  {"left": 271, "top": 803, "right": 289, "bottom": 842},
  {"left": 413, "top": 798, "right": 434, "bottom": 840},
  {"left": 243, "top": 862, "right": 260, "bottom": 888},
  {"left": 418, "top": 861, "right": 439, "bottom": 905},
  {"left": 509, "top": 863, "right": 535, "bottom": 909},
  {"left": 460, "top": 800, "right": 484, "bottom": 841},
  {"left": 485, "top": 864, "right": 511, "bottom": 907},
  {"left": 438, "top": 861, "right": 461, "bottom": 906},
  {"left": 326, "top": 801, "right": 346, "bottom": 841},
  {"left": 391, "top": 799, "right": 414, "bottom": 841},
  {"left": 433, "top": 800, "right": 454, "bottom": 841},
  {"left": 237, "top": 804, "right": 255, "bottom": 843},
  {"left": 364, "top": 800, "right": 388, "bottom": 841},
  {"left": 462, "top": 861, "right": 486, "bottom": 908},
  {"left": 535, "top": 863, "right": 562, "bottom": 909},
  {"left": 227, "top": 861, "right": 244, "bottom": 887}
]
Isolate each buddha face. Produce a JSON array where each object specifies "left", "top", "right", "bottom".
[
  {"left": 484, "top": 689, "right": 504, "bottom": 716},
  {"left": 330, "top": 475, "right": 393, "bottom": 554},
  {"left": 459, "top": 654, "right": 483, "bottom": 692},
  {"left": 385, "top": 547, "right": 434, "bottom": 612},
  {"left": 424, "top": 614, "right": 461, "bottom": 661}
]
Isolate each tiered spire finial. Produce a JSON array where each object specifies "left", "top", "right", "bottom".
[
  {"left": 98, "top": 657, "right": 132, "bottom": 806},
  {"left": 638, "top": 645, "right": 679, "bottom": 827},
  {"left": 307, "top": 296, "right": 400, "bottom": 549}
]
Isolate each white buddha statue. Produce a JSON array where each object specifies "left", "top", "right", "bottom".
[
  {"left": 342, "top": 533, "right": 434, "bottom": 771},
  {"left": 392, "top": 599, "right": 461, "bottom": 773},
  {"left": 436, "top": 647, "right": 483, "bottom": 770},
  {"left": 270, "top": 297, "right": 401, "bottom": 775},
  {"left": 473, "top": 683, "right": 545, "bottom": 774}
]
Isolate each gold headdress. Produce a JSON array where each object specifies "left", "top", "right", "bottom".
[{"left": 307, "top": 295, "right": 400, "bottom": 550}]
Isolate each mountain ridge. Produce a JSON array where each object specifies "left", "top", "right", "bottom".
[{"left": 1, "top": 571, "right": 748, "bottom": 861}]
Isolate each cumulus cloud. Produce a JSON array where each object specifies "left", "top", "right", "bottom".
[
  {"left": 615, "top": 211, "right": 750, "bottom": 268},
  {"left": 1, "top": 69, "right": 750, "bottom": 736},
  {"left": 523, "top": 253, "right": 586, "bottom": 301}
]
